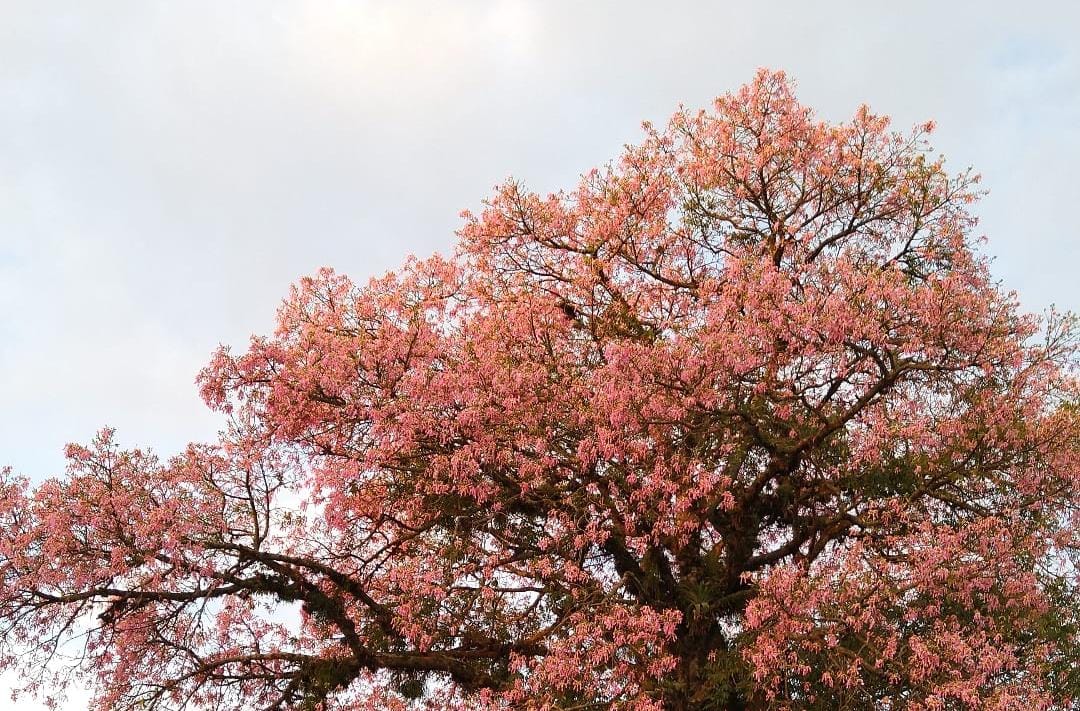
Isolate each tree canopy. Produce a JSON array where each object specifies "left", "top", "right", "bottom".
[{"left": 2, "top": 70, "right": 1079, "bottom": 710}]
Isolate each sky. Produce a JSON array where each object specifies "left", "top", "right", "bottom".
[{"left": 1, "top": 1, "right": 1078, "bottom": 706}]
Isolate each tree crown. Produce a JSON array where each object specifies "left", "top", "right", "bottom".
[{"left": 3, "top": 69, "right": 1079, "bottom": 711}]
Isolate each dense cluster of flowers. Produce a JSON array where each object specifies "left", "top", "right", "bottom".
[{"left": 2, "top": 70, "right": 1078, "bottom": 710}]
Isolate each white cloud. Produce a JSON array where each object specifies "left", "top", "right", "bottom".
[{"left": 2, "top": 0, "right": 1077, "bottom": 510}]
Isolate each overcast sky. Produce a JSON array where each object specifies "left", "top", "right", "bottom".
[{"left": 1, "top": 2, "right": 1078, "bottom": 704}]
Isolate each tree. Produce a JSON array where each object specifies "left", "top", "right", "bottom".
[{"left": 2, "top": 69, "right": 1079, "bottom": 711}]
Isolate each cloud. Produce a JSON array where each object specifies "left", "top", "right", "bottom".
[{"left": 0, "top": 0, "right": 1076, "bottom": 473}]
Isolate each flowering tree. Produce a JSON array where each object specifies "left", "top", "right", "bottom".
[{"left": 2, "top": 70, "right": 1079, "bottom": 710}]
